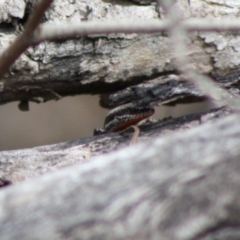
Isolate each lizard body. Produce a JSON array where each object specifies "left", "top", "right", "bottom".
[{"left": 94, "top": 103, "right": 154, "bottom": 135}]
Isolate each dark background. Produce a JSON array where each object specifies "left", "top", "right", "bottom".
[{"left": 0, "top": 95, "right": 211, "bottom": 151}]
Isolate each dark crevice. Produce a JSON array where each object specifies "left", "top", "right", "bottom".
[
  {"left": 0, "top": 23, "right": 16, "bottom": 32},
  {"left": 0, "top": 179, "right": 12, "bottom": 188},
  {"left": 194, "top": 223, "right": 240, "bottom": 240},
  {"left": 18, "top": 2, "right": 33, "bottom": 25},
  {"left": 0, "top": 71, "right": 177, "bottom": 105}
]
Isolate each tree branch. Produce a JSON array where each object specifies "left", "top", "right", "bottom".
[{"left": 0, "top": 0, "right": 53, "bottom": 79}]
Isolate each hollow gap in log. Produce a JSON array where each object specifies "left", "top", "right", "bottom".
[
  {"left": 0, "top": 95, "right": 212, "bottom": 151},
  {"left": 154, "top": 100, "right": 213, "bottom": 120},
  {"left": 0, "top": 95, "right": 108, "bottom": 151}
]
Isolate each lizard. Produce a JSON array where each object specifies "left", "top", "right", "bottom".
[{"left": 93, "top": 102, "right": 155, "bottom": 138}]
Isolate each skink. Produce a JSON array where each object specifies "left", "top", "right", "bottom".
[{"left": 94, "top": 103, "right": 154, "bottom": 135}]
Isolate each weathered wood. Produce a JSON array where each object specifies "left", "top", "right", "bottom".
[
  {"left": 0, "top": 1, "right": 240, "bottom": 239},
  {"left": 0, "top": 106, "right": 232, "bottom": 184},
  {"left": 0, "top": 0, "right": 240, "bottom": 105},
  {"left": 100, "top": 72, "right": 240, "bottom": 108},
  {"left": 0, "top": 109, "right": 240, "bottom": 240}
]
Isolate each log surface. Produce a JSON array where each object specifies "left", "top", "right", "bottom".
[
  {"left": 0, "top": 0, "right": 239, "bottom": 105},
  {"left": 0, "top": 109, "right": 239, "bottom": 240},
  {"left": 0, "top": 1, "right": 240, "bottom": 239}
]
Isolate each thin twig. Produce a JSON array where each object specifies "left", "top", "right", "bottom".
[
  {"left": 0, "top": 0, "right": 54, "bottom": 80},
  {"left": 157, "top": 0, "right": 240, "bottom": 108},
  {"left": 32, "top": 18, "right": 240, "bottom": 44}
]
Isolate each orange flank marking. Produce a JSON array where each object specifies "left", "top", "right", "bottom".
[{"left": 111, "top": 113, "right": 153, "bottom": 132}]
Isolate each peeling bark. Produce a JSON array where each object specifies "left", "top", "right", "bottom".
[{"left": 0, "top": 0, "right": 240, "bottom": 105}]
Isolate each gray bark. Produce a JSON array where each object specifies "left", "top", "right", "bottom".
[
  {"left": 0, "top": 0, "right": 239, "bottom": 105},
  {"left": 0, "top": 108, "right": 239, "bottom": 240},
  {"left": 0, "top": 106, "right": 231, "bottom": 184},
  {"left": 0, "top": 0, "right": 240, "bottom": 239}
]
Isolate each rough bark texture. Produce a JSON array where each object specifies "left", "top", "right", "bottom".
[
  {"left": 0, "top": 0, "right": 239, "bottom": 105},
  {"left": 0, "top": 109, "right": 240, "bottom": 240},
  {"left": 0, "top": 106, "right": 232, "bottom": 184},
  {"left": 1, "top": 0, "right": 240, "bottom": 239}
]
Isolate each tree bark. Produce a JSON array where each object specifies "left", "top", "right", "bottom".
[
  {"left": 0, "top": 0, "right": 239, "bottom": 105},
  {"left": 0, "top": 106, "right": 231, "bottom": 184},
  {"left": 0, "top": 109, "right": 240, "bottom": 240},
  {"left": 1, "top": 0, "right": 240, "bottom": 239}
]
